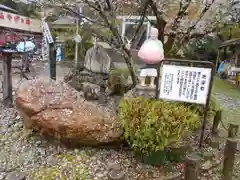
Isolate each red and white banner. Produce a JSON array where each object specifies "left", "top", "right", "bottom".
[{"left": 0, "top": 10, "right": 42, "bottom": 33}]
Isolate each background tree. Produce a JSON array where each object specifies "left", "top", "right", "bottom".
[
  {"left": 219, "top": 23, "right": 240, "bottom": 41},
  {"left": 183, "top": 35, "right": 222, "bottom": 60},
  {"left": 39, "top": 0, "right": 236, "bottom": 87},
  {"left": 0, "top": 0, "right": 39, "bottom": 17},
  {"left": 17, "top": 2, "right": 39, "bottom": 18}
]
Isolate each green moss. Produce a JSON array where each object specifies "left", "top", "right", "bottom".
[
  {"left": 28, "top": 153, "right": 90, "bottom": 180},
  {"left": 108, "top": 68, "right": 130, "bottom": 95}
]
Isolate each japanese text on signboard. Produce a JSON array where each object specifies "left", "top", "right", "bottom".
[
  {"left": 0, "top": 12, "right": 30, "bottom": 25},
  {"left": 0, "top": 10, "right": 41, "bottom": 33},
  {"left": 42, "top": 18, "right": 54, "bottom": 44},
  {"left": 159, "top": 65, "right": 211, "bottom": 105}
]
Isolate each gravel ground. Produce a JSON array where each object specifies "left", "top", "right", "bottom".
[
  {"left": 1, "top": 60, "right": 240, "bottom": 179},
  {"left": 215, "top": 92, "right": 240, "bottom": 180},
  {"left": 1, "top": 92, "right": 239, "bottom": 180},
  {"left": 0, "top": 61, "right": 168, "bottom": 179},
  {"left": 0, "top": 92, "right": 169, "bottom": 180},
  {"left": 215, "top": 92, "right": 240, "bottom": 110}
]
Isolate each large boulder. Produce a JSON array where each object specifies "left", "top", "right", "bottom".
[
  {"left": 15, "top": 78, "right": 122, "bottom": 146},
  {"left": 84, "top": 45, "right": 112, "bottom": 74}
]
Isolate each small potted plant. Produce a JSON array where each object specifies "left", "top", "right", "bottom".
[{"left": 119, "top": 97, "right": 200, "bottom": 165}]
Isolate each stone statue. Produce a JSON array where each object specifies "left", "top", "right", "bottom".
[
  {"left": 66, "top": 44, "right": 112, "bottom": 102},
  {"left": 138, "top": 27, "right": 164, "bottom": 88}
]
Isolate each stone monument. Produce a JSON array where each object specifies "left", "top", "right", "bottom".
[{"left": 65, "top": 44, "right": 112, "bottom": 101}]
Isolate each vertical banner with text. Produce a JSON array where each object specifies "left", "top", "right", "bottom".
[{"left": 41, "top": 18, "right": 54, "bottom": 61}]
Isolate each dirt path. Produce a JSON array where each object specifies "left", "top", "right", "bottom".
[{"left": 0, "top": 60, "right": 71, "bottom": 91}]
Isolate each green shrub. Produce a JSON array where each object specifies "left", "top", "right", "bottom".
[
  {"left": 119, "top": 97, "right": 200, "bottom": 154},
  {"left": 108, "top": 68, "right": 130, "bottom": 95},
  {"left": 182, "top": 95, "right": 218, "bottom": 120}
]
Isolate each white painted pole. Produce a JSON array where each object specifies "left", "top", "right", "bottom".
[
  {"left": 146, "top": 22, "right": 151, "bottom": 39},
  {"left": 75, "top": 18, "right": 79, "bottom": 67},
  {"left": 121, "top": 18, "right": 126, "bottom": 40}
]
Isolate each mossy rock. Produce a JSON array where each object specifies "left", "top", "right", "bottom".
[{"left": 108, "top": 68, "right": 130, "bottom": 95}]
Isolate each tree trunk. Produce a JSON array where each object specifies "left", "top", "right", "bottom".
[
  {"left": 122, "top": 49, "right": 138, "bottom": 87},
  {"left": 154, "top": 20, "right": 166, "bottom": 43},
  {"left": 153, "top": 19, "right": 176, "bottom": 56},
  {"left": 164, "top": 34, "right": 176, "bottom": 56}
]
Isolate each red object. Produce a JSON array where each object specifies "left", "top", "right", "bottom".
[
  {"left": 0, "top": 30, "right": 42, "bottom": 52},
  {"left": 0, "top": 12, "right": 4, "bottom": 19},
  {"left": 26, "top": 19, "right": 30, "bottom": 25},
  {"left": 14, "top": 15, "right": 20, "bottom": 22},
  {"left": 176, "top": 163, "right": 184, "bottom": 170},
  {"left": 7, "top": 14, "right": 12, "bottom": 21},
  {"left": 138, "top": 39, "right": 164, "bottom": 64}
]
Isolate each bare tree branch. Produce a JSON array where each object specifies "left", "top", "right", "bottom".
[{"left": 130, "top": 0, "right": 150, "bottom": 47}]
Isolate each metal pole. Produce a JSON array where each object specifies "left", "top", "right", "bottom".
[
  {"left": 215, "top": 49, "right": 220, "bottom": 74},
  {"left": 199, "top": 64, "right": 215, "bottom": 148},
  {"left": 49, "top": 43, "right": 56, "bottom": 80},
  {"left": 75, "top": 18, "right": 79, "bottom": 67}
]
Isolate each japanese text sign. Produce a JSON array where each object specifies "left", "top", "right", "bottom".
[
  {"left": 0, "top": 10, "right": 41, "bottom": 33},
  {"left": 159, "top": 65, "right": 211, "bottom": 105},
  {"left": 42, "top": 18, "right": 54, "bottom": 44}
]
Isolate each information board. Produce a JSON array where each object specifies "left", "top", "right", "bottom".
[{"left": 159, "top": 65, "right": 211, "bottom": 105}]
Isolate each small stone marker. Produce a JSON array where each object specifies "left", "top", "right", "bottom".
[
  {"left": 228, "top": 123, "right": 239, "bottom": 138},
  {"left": 5, "top": 171, "right": 26, "bottom": 180},
  {"left": 184, "top": 154, "right": 200, "bottom": 180},
  {"left": 107, "top": 162, "right": 125, "bottom": 180},
  {"left": 223, "top": 138, "right": 237, "bottom": 180},
  {"left": 98, "top": 85, "right": 107, "bottom": 105}
]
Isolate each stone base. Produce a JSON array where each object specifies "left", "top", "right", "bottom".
[{"left": 124, "top": 85, "right": 156, "bottom": 99}]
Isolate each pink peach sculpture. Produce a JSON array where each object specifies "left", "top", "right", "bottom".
[{"left": 138, "top": 27, "right": 164, "bottom": 64}]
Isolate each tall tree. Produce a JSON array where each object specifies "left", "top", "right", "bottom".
[
  {"left": 1, "top": 0, "right": 39, "bottom": 17},
  {"left": 16, "top": 2, "right": 39, "bottom": 18},
  {"left": 0, "top": 0, "right": 18, "bottom": 10},
  {"left": 39, "top": 0, "right": 235, "bottom": 87}
]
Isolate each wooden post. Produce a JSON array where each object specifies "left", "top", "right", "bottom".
[
  {"left": 49, "top": 43, "right": 56, "bottom": 80},
  {"left": 228, "top": 123, "right": 239, "bottom": 138},
  {"left": 2, "top": 53, "right": 13, "bottom": 107},
  {"left": 215, "top": 50, "right": 220, "bottom": 74},
  {"left": 223, "top": 139, "right": 237, "bottom": 180},
  {"left": 184, "top": 154, "right": 200, "bottom": 180},
  {"left": 212, "top": 110, "right": 222, "bottom": 135},
  {"left": 98, "top": 85, "right": 107, "bottom": 105}
]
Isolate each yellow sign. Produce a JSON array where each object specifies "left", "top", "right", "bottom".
[{"left": 0, "top": 10, "right": 42, "bottom": 33}]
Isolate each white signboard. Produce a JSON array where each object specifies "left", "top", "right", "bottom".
[
  {"left": 0, "top": 10, "right": 42, "bottom": 33},
  {"left": 42, "top": 18, "right": 54, "bottom": 44},
  {"left": 159, "top": 65, "right": 211, "bottom": 105}
]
